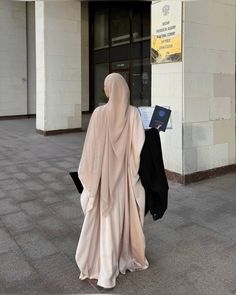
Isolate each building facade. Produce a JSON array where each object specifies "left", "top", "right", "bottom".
[{"left": 0, "top": 0, "right": 235, "bottom": 183}]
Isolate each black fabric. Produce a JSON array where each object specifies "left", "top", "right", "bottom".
[
  {"left": 69, "top": 172, "right": 84, "bottom": 194},
  {"left": 139, "top": 128, "right": 169, "bottom": 220}
]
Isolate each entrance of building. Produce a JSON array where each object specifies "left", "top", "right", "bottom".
[{"left": 89, "top": 1, "right": 151, "bottom": 110}]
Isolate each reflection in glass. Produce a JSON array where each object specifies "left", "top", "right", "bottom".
[
  {"left": 142, "top": 8, "right": 150, "bottom": 38},
  {"left": 94, "top": 9, "right": 109, "bottom": 50},
  {"left": 132, "top": 9, "right": 142, "bottom": 42},
  {"left": 111, "top": 60, "right": 130, "bottom": 86},
  {"left": 131, "top": 59, "right": 150, "bottom": 107},
  {"left": 132, "top": 7, "right": 150, "bottom": 42},
  {"left": 111, "top": 60, "right": 130, "bottom": 71},
  {"left": 94, "top": 63, "right": 109, "bottom": 107},
  {"left": 111, "top": 8, "right": 130, "bottom": 46}
]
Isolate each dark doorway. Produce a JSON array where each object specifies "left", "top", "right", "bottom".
[{"left": 89, "top": 1, "right": 151, "bottom": 110}]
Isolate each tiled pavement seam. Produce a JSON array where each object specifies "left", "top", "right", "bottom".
[{"left": 0, "top": 118, "right": 236, "bottom": 295}]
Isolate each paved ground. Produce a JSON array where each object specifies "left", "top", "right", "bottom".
[{"left": 0, "top": 117, "right": 236, "bottom": 295}]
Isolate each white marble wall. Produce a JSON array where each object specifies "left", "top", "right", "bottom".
[
  {"left": 27, "top": 2, "right": 36, "bottom": 115},
  {"left": 35, "top": 1, "right": 82, "bottom": 132},
  {"left": 151, "top": 0, "right": 235, "bottom": 176},
  {"left": 0, "top": 1, "right": 27, "bottom": 116},
  {"left": 183, "top": 0, "right": 235, "bottom": 174},
  {"left": 81, "top": 2, "right": 89, "bottom": 112},
  {"left": 152, "top": 62, "right": 183, "bottom": 174}
]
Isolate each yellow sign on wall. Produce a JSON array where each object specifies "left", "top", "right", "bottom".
[{"left": 151, "top": 1, "right": 182, "bottom": 64}]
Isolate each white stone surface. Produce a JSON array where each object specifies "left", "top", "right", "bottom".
[
  {"left": 35, "top": 1, "right": 46, "bottom": 131},
  {"left": 27, "top": 2, "right": 36, "bottom": 115},
  {"left": 191, "top": 122, "right": 214, "bottom": 148},
  {"left": 183, "top": 147, "right": 197, "bottom": 174},
  {"left": 151, "top": 57, "right": 183, "bottom": 173},
  {"left": 35, "top": 0, "right": 82, "bottom": 132},
  {"left": 152, "top": 0, "right": 235, "bottom": 175},
  {"left": 184, "top": 97, "right": 210, "bottom": 123},
  {"left": 184, "top": 72, "right": 213, "bottom": 98},
  {"left": 184, "top": 47, "right": 235, "bottom": 74},
  {"left": 0, "top": 1, "right": 27, "bottom": 116},
  {"left": 182, "top": 0, "right": 235, "bottom": 174},
  {"left": 81, "top": 2, "right": 89, "bottom": 112},
  {"left": 213, "top": 73, "right": 235, "bottom": 97},
  {"left": 210, "top": 143, "right": 229, "bottom": 168},
  {"left": 196, "top": 146, "right": 212, "bottom": 171},
  {"left": 184, "top": 0, "right": 235, "bottom": 29},
  {"left": 210, "top": 97, "right": 232, "bottom": 120}
]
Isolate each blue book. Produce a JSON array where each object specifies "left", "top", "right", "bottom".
[{"left": 149, "top": 105, "right": 172, "bottom": 132}]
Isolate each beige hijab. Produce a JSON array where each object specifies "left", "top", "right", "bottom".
[
  {"left": 79, "top": 73, "right": 141, "bottom": 216},
  {"left": 104, "top": 73, "right": 130, "bottom": 157}
]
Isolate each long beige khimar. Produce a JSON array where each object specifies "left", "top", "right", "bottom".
[
  {"left": 78, "top": 72, "right": 145, "bottom": 218},
  {"left": 76, "top": 73, "right": 148, "bottom": 288}
]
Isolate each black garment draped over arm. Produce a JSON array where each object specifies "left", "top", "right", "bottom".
[{"left": 138, "top": 128, "right": 169, "bottom": 220}]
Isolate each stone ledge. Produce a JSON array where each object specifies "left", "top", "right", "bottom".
[
  {"left": 166, "top": 164, "right": 236, "bottom": 184},
  {"left": 36, "top": 127, "right": 82, "bottom": 136},
  {"left": 0, "top": 114, "right": 36, "bottom": 120}
]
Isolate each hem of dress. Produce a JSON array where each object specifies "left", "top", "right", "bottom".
[
  {"left": 79, "top": 273, "right": 116, "bottom": 289},
  {"left": 120, "top": 263, "right": 149, "bottom": 275},
  {"left": 79, "top": 263, "right": 149, "bottom": 289},
  {"left": 79, "top": 273, "right": 99, "bottom": 281}
]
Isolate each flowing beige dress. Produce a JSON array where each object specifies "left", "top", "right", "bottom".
[{"left": 75, "top": 73, "right": 149, "bottom": 289}]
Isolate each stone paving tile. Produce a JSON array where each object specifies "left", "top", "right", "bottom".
[
  {"left": 0, "top": 227, "right": 19, "bottom": 254},
  {"left": 0, "top": 198, "right": 20, "bottom": 216},
  {"left": 0, "top": 172, "right": 9, "bottom": 180},
  {"left": 64, "top": 191, "right": 81, "bottom": 205},
  {"left": 0, "top": 282, "right": 5, "bottom": 293},
  {"left": 44, "top": 166, "right": 65, "bottom": 174},
  {"left": 48, "top": 200, "right": 82, "bottom": 220},
  {"left": 22, "top": 180, "right": 45, "bottom": 191},
  {"left": 9, "top": 188, "right": 37, "bottom": 203},
  {"left": 48, "top": 232, "right": 79, "bottom": 262},
  {"left": 36, "top": 160, "right": 51, "bottom": 168},
  {"left": 70, "top": 216, "right": 83, "bottom": 231},
  {"left": 46, "top": 181, "right": 68, "bottom": 192},
  {"left": 20, "top": 200, "right": 50, "bottom": 218},
  {"left": 14, "top": 229, "right": 58, "bottom": 260},
  {"left": 0, "top": 191, "right": 7, "bottom": 200},
  {"left": 2, "top": 277, "right": 49, "bottom": 294},
  {"left": 4, "top": 166, "right": 19, "bottom": 174},
  {"left": 92, "top": 273, "right": 142, "bottom": 294},
  {"left": 0, "top": 250, "right": 39, "bottom": 290},
  {"left": 62, "top": 172, "right": 77, "bottom": 185},
  {"left": 55, "top": 160, "right": 75, "bottom": 169},
  {"left": 38, "top": 173, "right": 58, "bottom": 183},
  {"left": 36, "top": 190, "right": 63, "bottom": 205},
  {"left": 1, "top": 211, "right": 35, "bottom": 234},
  {"left": 161, "top": 212, "right": 186, "bottom": 229},
  {"left": 13, "top": 172, "right": 31, "bottom": 181},
  {"left": 0, "top": 159, "right": 12, "bottom": 166},
  {"left": 0, "top": 118, "right": 235, "bottom": 294},
  {"left": 25, "top": 166, "right": 42, "bottom": 174},
  {"left": 65, "top": 156, "right": 79, "bottom": 163},
  {"left": 36, "top": 215, "right": 74, "bottom": 238},
  {"left": 31, "top": 253, "right": 97, "bottom": 293},
  {"left": 146, "top": 221, "right": 182, "bottom": 243},
  {"left": 0, "top": 179, "right": 22, "bottom": 191}
]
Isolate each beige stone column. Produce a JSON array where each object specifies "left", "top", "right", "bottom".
[
  {"left": 183, "top": 0, "right": 235, "bottom": 182},
  {"left": 0, "top": 1, "right": 27, "bottom": 117},
  {"left": 151, "top": 0, "right": 236, "bottom": 183},
  {"left": 35, "top": 1, "right": 82, "bottom": 134}
]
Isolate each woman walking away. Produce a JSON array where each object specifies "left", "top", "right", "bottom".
[{"left": 75, "top": 72, "right": 149, "bottom": 289}]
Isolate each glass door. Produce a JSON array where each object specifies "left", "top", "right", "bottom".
[{"left": 90, "top": 1, "right": 151, "bottom": 110}]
